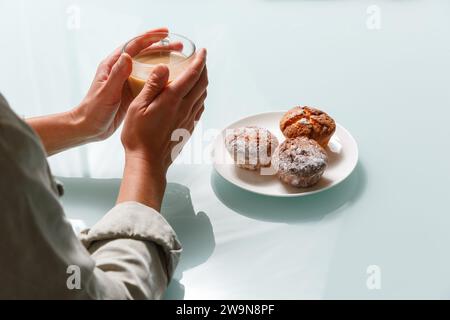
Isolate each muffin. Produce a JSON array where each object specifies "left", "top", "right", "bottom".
[
  {"left": 280, "top": 106, "right": 336, "bottom": 148},
  {"left": 272, "top": 137, "right": 328, "bottom": 188},
  {"left": 225, "top": 126, "right": 279, "bottom": 170}
]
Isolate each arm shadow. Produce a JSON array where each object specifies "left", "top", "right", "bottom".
[
  {"left": 161, "top": 183, "right": 215, "bottom": 300},
  {"left": 59, "top": 178, "right": 215, "bottom": 300}
]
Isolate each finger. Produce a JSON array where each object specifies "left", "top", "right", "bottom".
[
  {"left": 101, "top": 28, "right": 169, "bottom": 74},
  {"left": 116, "top": 28, "right": 168, "bottom": 57},
  {"left": 138, "top": 27, "right": 168, "bottom": 37},
  {"left": 195, "top": 105, "right": 205, "bottom": 122},
  {"left": 168, "top": 48, "right": 207, "bottom": 98},
  {"left": 134, "top": 64, "right": 170, "bottom": 108},
  {"left": 183, "top": 66, "right": 208, "bottom": 107},
  {"left": 138, "top": 41, "right": 184, "bottom": 56},
  {"left": 191, "top": 91, "right": 207, "bottom": 118},
  {"left": 114, "top": 82, "right": 134, "bottom": 125},
  {"left": 187, "top": 105, "right": 204, "bottom": 133},
  {"left": 104, "top": 53, "right": 132, "bottom": 96},
  {"left": 123, "top": 30, "right": 169, "bottom": 57},
  {"left": 183, "top": 92, "right": 206, "bottom": 129}
]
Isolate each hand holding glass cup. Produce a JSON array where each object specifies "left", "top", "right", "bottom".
[{"left": 123, "top": 32, "right": 196, "bottom": 97}]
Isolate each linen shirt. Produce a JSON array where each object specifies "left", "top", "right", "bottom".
[{"left": 0, "top": 93, "right": 182, "bottom": 299}]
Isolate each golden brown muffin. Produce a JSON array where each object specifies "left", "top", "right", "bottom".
[
  {"left": 272, "top": 137, "right": 328, "bottom": 188},
  {"left": 225, "top": 126, "right": 279, "bottom": 170},
  {"left": 280, "top": 106, "right": 336, "bottom": 148}
]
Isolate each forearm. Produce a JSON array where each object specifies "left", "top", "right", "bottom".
[
  {"left": 26, "top": 109, "right": 93, "bottom": 156},
  {"left": 117, "top": 156, "right": 167, "bottom": 212}
]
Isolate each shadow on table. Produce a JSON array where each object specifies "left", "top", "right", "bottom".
[
  {"left": 59, "top": 178, "right": 215, "bottom": 300},
  {"left": 161, "top": 183, "right": 215, "bottom": 300},
  {"left": 211, "top": 162, "right": 367, "bottom": 224}
]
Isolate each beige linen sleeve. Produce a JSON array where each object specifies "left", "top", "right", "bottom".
[
  {"left": 0, "top": 94, "right": 181, "bottom": 299},
  {"left": 79, "top": 202, "right": 182, "bottom": 299}
]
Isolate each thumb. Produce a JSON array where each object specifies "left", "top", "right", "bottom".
[
  {"left": 136, "top": 64, "right": 169, "bottom": 105},
  {"left": 105, "top": 53, "right": 132, "bottom": 95}
]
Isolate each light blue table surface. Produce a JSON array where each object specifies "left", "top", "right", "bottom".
[{"left": 1, "top": 0, "right": 449, "bottom": 299}]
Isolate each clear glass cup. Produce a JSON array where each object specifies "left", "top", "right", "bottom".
[{"left": 122, "top": 33, "right": 196, "bottom": 97}]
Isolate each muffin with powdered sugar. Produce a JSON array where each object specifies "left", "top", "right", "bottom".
[
  {"left": 225, "top": 126, "right": 279, "bottom": 170},
  {"left": 272, "top": 137, "right": 328, "bottom": 188}
]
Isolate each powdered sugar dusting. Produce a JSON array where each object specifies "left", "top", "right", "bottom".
[
  {"left": 273, "top": 137, "right": 328, "bottom": 176},
  {"left": 225, "top": 126, "right": 279, "bottom": 168}
]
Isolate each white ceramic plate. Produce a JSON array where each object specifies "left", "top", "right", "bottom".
[{"left": 212, "top": 111, "right": 359, "bottom": 197}]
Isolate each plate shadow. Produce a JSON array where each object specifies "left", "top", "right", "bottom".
[{"left": 211, "top": 162, "right": 367, "bottom": 224}]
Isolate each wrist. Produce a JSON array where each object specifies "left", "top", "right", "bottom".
[
  {"left": 118, "top": 154, "right": 168, "bottom": 211},
  {"left": 69, "top": 102, "right": 102, "bottom": 143},
  {"left": 125, "top": 154, "right": 167, "bottom": 184},
  {"left": 27, "top": 109, "right": 91, "bottom": 156}
]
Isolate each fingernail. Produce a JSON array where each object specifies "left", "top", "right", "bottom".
[
  {"left": 118, "top": 53, "right": 126, "bottom": 66},
  {"left": 152, "top": 64, "right": 169, "bottom": 79}
]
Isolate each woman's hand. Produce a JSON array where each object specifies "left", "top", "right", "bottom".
[
  {"left": 117, "top": 49, "right": 208, "bottom": 210},
  {"left": 72, "top": 27, "right": 170, "bottom": 141},
  {"left": 27, "top": 27, "right": 170, "bottom": 155}
]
